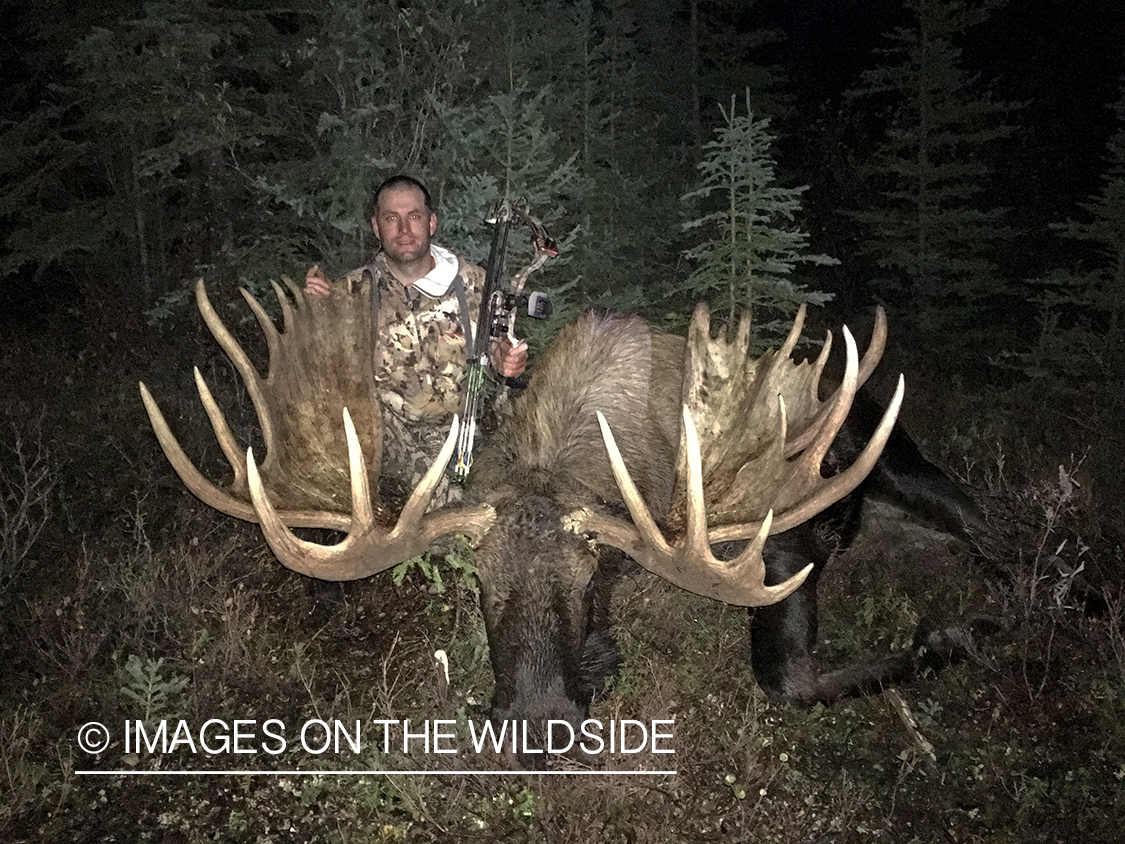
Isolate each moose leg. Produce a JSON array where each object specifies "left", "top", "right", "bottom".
[
  {"left": 750, "top": 522, "right": 997, "bottom": 705},
  {"left": 750, "top": 526, "right": 829, "bottom": 703},
  {"left": 750, "top": 524, "right": 917, "bottom": 705},
  {"left": 580, "top": 547, "right": 625, "bottom": 697}
]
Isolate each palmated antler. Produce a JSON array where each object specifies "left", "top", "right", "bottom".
[
  {"left": 140, "top": 278, "right": 381, "bottom": 528},
  {"left": 140, "top": 278, "right": 493, "bottom": 578},
  {"left": 573, "top": 305, "right": 902, "bottom": 607},
  {"left": 248, "top": 412, "right": 493, "bottom": 580}
]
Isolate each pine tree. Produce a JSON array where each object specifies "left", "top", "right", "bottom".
[
  {"left": 846, "top": 0, "right": 1021, "bottom": 344},
  {"left": 0, "top": 2, "right": 276, "bottom": 306},
  {"left": 1012, "top": 83, "right": 1125, "bottom": 411},
  {"left": 680, "top": 91, "right": 834, "bottom": 340}
]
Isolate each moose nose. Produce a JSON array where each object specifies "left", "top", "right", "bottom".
[{"left": 488, "top": 695, "right": 591, "bottom": 771}]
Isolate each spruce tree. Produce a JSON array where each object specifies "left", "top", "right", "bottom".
[
  {"left": 433, "top": 0, "right": 671, "bottom": 317},
  {"left": 0, "top": 2, "right": 275, "bottom": 306},
  {"left": 433, "top": 81, "right": 581, "bottom": 259},
  {"left": 1055, "top": 83, "right": 1125, "bottom": 524},
  {"left": 1007, "top": 83, "right": 1125, "bottom": 514},
  {"left": 680, "top": 90, "right": 834, "bottom": 341},
  {"left": 544, "top": 0, "right": 674, "bottom": 312},
  {"left": 1045, "top": 88, "right": 1125, "bottom": 375},
  {"left": 250, "top": 0, "right": 474, "bottom": 272},
  {"left": 846, "top": 0, "right": 1020, "bottom": 346}
]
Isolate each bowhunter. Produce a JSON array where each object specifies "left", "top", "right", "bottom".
[{"left": 303, "top": 175, "right": 528, "bottom": 506}]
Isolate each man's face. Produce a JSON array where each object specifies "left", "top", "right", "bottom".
[{"left": 372, "top": 185, "right": 437, "bottom": 267}]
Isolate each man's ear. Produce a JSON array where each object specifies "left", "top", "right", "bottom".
[
  {"left": 370, "top": 216, "right": 379, "bottom": 236},
  {"left": 428, "top": 213, "right": 438, "bottom": 236}
]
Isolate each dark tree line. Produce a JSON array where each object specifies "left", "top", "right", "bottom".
[{"left": 1, "top": 0, "right": 1123, "bottom": 458}]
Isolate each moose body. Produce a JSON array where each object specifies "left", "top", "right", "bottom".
[
  {"left": 468, "top": 312, "right": 683, "bottom": 728},
  {"left": 141, "top": 280, "right": 991, "bottom": 768},
  {"left": 467, "top": 311, "right": 991, "bottom": 728}
]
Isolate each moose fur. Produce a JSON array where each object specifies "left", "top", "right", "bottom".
[{"left": 467, "top": 311, "right": 993, "bottom": 731}]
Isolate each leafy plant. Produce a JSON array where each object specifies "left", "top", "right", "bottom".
[
  {"left": 117, "top": 654, "right": 189, "bottom": 724},
  {"left": 391, "top": 540, "right": 479, "bottom": 601}
]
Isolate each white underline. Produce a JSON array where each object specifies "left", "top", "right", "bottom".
[{"left": 77, "top": 769, "right": 677, "bottom": 776}]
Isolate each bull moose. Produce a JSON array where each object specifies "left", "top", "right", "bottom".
[{"left": 140, "top": 277, "right": 992, "bottom": 763}]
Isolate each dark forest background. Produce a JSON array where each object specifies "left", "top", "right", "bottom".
[
  {"left": 2, "top": 0, "right": 1123, "bottom": 528},
  {"left": 2, "top": 1, "right": 1125, "bottom": 840}
]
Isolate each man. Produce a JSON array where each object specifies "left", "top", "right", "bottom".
[{"left": 306, "top": 175, "right": 525, "bottom": 504}]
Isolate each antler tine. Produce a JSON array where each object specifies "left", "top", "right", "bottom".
[
  {"left": 776, "top": 303, "right": 807, "bottom": 360},
  {"left": 140, "top": 380, "right": 258, "bottom": 523},
  {"left": 789, "top": 325, "right": 861, "bottom": 481},
  {"left": 192, "top": 366, "right": 246, "bottom": 489},
  {"left": 735, "top": 308, "right": 752, "bottom": 352},
  {"left": 248, "top": 412, "right": 495, "bottom": 581},
  {"left": 240, "top": 286, "right": 282, "bottom": 368},
  {"left": 681, "top": 303, "right": 711, "bottom": 412},
  {"left": 858, "top": 306, "right": 887, "bottom": 387},
  {"left": 139, "top": 379, "right": 354, "bottom": 530},
  {"left": 587, "top": 409, "right": 811, "bottom": 607},
  {"left": 681, "top": 405, "right": 712, "bottom": 556},
  {"left": 784, "top": 306, "right": 887, "bottom": 457},
  {"left": 780, "top": 331, "right": 832, "bottom": 457},
  {"left": 195, "top": 279, "right": 276, "bottom": 449},
  {"left": 273, "top": 277, "right": 303, "bottom": 335},
  {"left": 344, "top": 408, "right": 375, "bottom": 527},
  {"left": 592, "top": 411, "right": 667, "bottom": 552},
  {"left": 766, "top": 374, "right": 904, "bottom": 534}
]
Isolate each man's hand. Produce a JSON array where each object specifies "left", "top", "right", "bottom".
[
  {"left": 305, "top": 265, "right": 331, "bottom": 297},
  {"left": 490, "top": 336, "right": 528, "bottom": 379}
]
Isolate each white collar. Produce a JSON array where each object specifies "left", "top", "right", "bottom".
[{"left": 412, "top": 244, "right": 459, "bottom": 298}]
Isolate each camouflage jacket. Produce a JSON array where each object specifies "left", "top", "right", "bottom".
[{"left": 343, "top": 247, "right": 485, "bottom": 425}]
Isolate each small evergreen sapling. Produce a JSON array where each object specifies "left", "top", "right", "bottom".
[{"left": 680, "top": 89, "right": 834, "bottom": 343}]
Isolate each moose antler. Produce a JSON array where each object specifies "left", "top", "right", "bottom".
[
  {"left": 247, "top": 411, "right": 493, "bottom": 580},
  {"left": 572, "top": 305, "right": 901, "bottom": 607},
  {"left": 140, "top": 278, "right": 494, "bottom": 578}
]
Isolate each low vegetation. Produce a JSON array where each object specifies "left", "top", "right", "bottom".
[{"left": 1, "top": 305, "right": 1122, "bottom": 843}]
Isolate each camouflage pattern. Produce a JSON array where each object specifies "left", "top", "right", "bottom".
[{"left": 341, "top": 251, "right": 486, "bottom": 507}]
